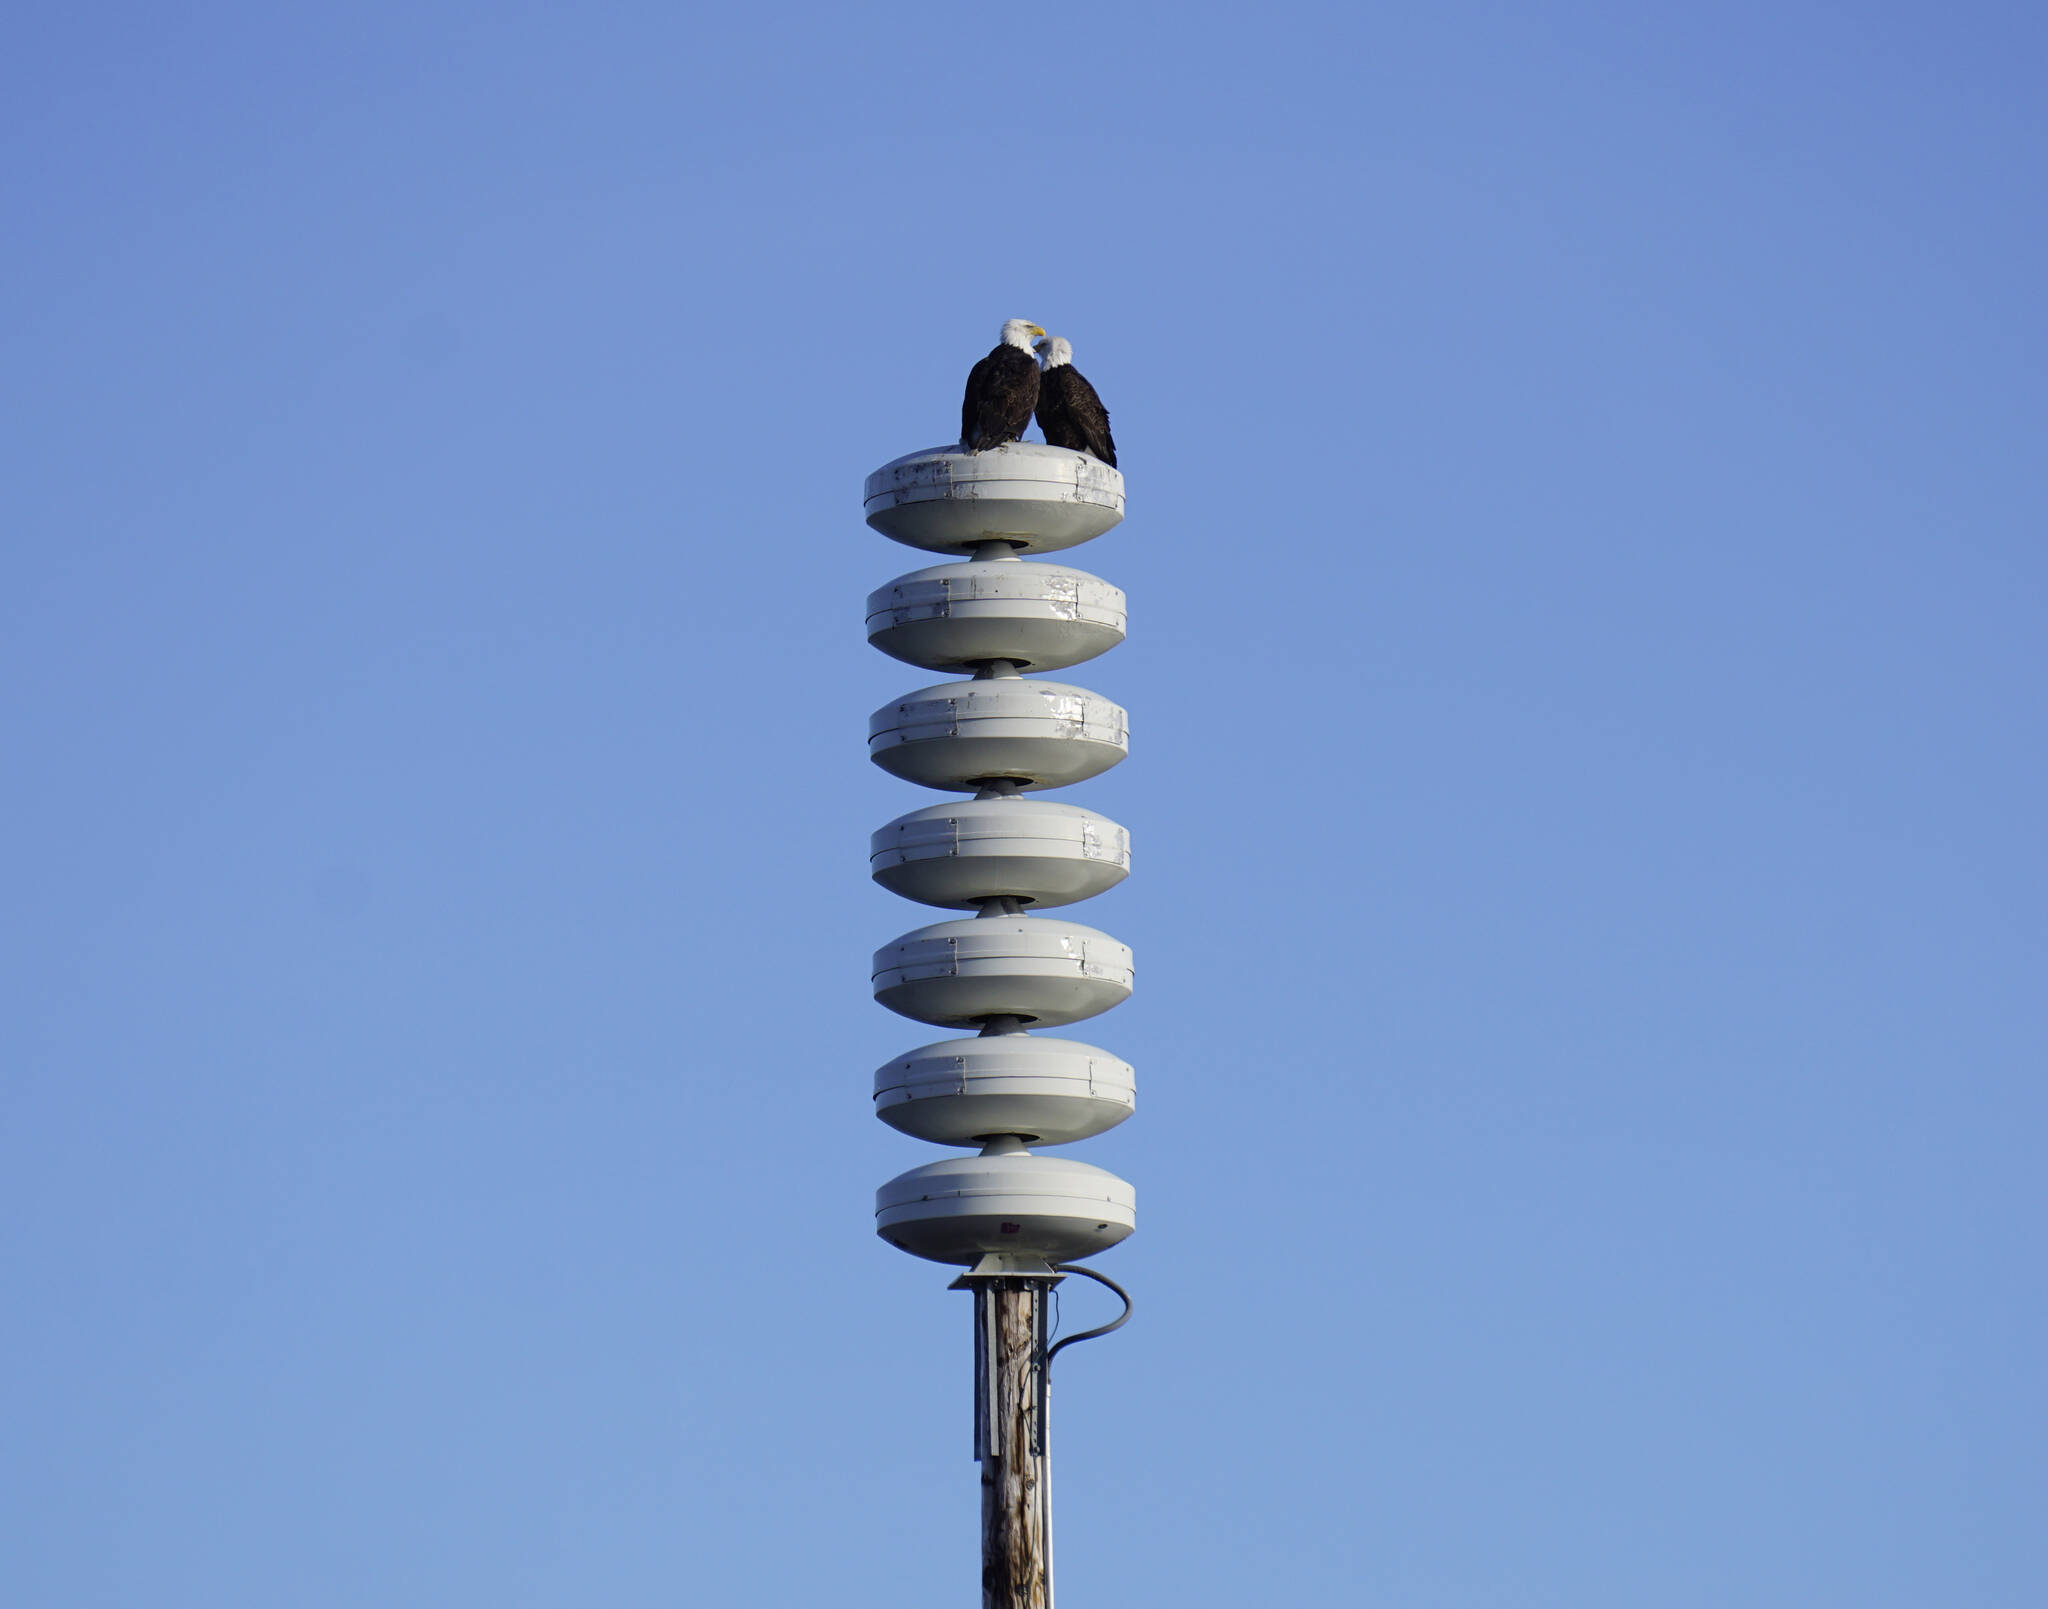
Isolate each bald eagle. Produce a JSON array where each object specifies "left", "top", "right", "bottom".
[
  {"left": 1033, "top": 337, "right": 1116, "bottom": 468},
  {"left": 960, "top": 319, "right": 1045, "bottom": 452}
]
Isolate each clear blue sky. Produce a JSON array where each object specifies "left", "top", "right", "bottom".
[{"left": 4, "top": 4, "right": 2043, "bottom": 1605}]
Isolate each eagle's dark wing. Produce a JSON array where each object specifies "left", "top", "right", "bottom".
[
  {"left": 961, "top": 354, "right": 994, "bottom": 446},
  {"left": 1037, "top": 367, "right": 1116, "bottom": 467},
  {"left": 1067, "top": 369, "right": 1115, "bottom": 468},
  {"left": 964, "top": 346, "right": 1039, "bottom": 450}
]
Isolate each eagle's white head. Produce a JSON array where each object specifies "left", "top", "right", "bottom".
[
  {"left": 1000, "top": 319, "right": 1046, "bottom": 351},
  {"left": 1036, "top": 336, "right": 1074, "bottom": 370}
]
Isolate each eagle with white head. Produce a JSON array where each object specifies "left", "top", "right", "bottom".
[
  {"left": 959, "top": 319, "right": 1046, "bottom": 452},
  {"left": 1032, "top": 336, "right": 1116, "bottom": 468}
]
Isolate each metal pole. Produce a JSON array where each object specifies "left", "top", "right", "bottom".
[{"left": 973, "top": 1278, "right": 1052, "bottom": 1609}]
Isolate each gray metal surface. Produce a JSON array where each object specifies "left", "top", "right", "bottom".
[
  {"left": 872, "top": 916, "right": 1134, "bottom": 1027},
  {"left": 862, "top": 409, "right": 1140, "bottom": 1609},
  {"left": 867, "top": 559, "right": 1126, "bottom": 673},
  {"left": 864, "top": 443, "right": 1125, "bottom": 556},
  {"left": 868, "top": 678, "right": 1128, "bottom": 793},
  {"left": 870, "top": 798, "right": 1130, "bottom": 910},
  {"left": 875, "top": 1152, "right": 1136, "bottom": 1265},
  {"left": 873, "top": 1033, "right": 1135, "bottom": 1146}
]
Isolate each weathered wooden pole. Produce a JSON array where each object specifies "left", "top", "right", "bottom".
[{"left": 973, "top": 1277, "right": 1055, "bottom": 1609}]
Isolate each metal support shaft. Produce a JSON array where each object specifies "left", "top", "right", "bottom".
[{"left": 971, "top": 1277, "right": 1054, "bottom": 1609}]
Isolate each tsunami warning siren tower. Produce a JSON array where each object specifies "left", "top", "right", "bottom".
[{"left": 863, "top": 438, "right": 1136, "bottom": 1608}]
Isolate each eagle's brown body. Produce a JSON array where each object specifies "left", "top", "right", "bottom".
[
  {"left": 960, "top": 342, "right": 1041, "bottom": 452},
  {"left": 1035, "top": 356, "right": 1116, "bottom": 467}
]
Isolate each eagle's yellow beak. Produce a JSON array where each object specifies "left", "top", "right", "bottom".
[{"left": 1029, "top": 325, "right": 1046, "bottom": 338}]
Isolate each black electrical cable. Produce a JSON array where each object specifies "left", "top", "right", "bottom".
[{"left": 1044, "top": 1262, "right": 1132, "bottom": 1368}]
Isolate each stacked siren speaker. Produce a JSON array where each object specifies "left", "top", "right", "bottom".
[{"left": 865, "top": 443, "right": 1137, "bottom": 1268}]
